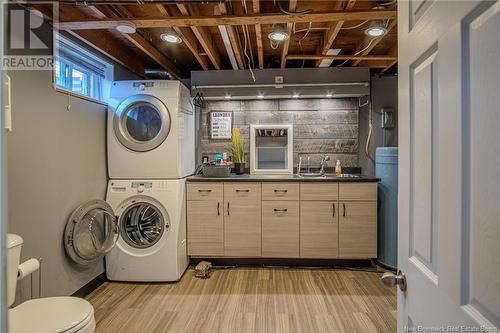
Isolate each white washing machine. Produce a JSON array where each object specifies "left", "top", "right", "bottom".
[
  {"left": 104, "top": 179, "right": 188, "bottom": 282},
  {"left": 108, "top": 80, "right": 195, "bottom": 179}
]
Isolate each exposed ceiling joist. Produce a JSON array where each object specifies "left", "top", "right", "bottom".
[
  {"left": 90, "top": 5, "right": 182, "bottom": 79},
  {"left": 315, "top": 0, "right": 356, "bottom": 67},
  {"left": 287, "top": 54, "right": 397, "bottom": 61},
  {"left": 57, "top": 9, "right": 397, "bottom": 30},
  {"left": 217, "top": 3, "right": 245, "bottom": 69},
  {"left": 156, "top": 4, "right": 210, "bottom": 70},
  {"left": 382, "top": 43, "right": 398, "bottom": 72},
  {"left": 252, "top": 0, "right": 264, "bottom": 69},
  {"left": 352, "top": 19, "right": 397, "bottom": 66},
  {"left": 177, "top": 3, "right": 222, "bottom": 70},
  {"left": 280, "top": 0, "right": 297, "bottom": 70}
]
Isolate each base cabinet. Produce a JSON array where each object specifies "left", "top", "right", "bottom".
[
  {"left": 187, "top": 181, "right": 377, "bottom": 259},
  {"left": 262, "top": 201, "right": 299, "bottom": 257},
  {"left": 300, "top": 201, "right": 338, "bottom": 258}
]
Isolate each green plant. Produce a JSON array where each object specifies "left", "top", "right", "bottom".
[{"left": 230, "top": 128, "right": 245, "bottom": 163}]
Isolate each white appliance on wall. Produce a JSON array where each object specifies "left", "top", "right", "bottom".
[
  {"left": 107, "top": 80, "right": 195, "bottom": 179},
  {"left": 63, "top": 179, "right": 188, "bottom": 282},
  {"left": 250, "top": 124, "right": 294, "bottom": 175}
]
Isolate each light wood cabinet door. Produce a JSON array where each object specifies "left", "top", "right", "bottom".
[
  {"left": 262, "top": 201, "right": 299, "bottom": 258},
  {"left": 300, "top": 183, "right": 339, "bottom": 201},
  {"left": 224, "top": 198, "right": 261, "bottom": 257},
  {"left": 187, "top": 200, "right": 224, "bottom": 256},
  {"left": 338, "top": 201, "right": 377, "bottom": 258},
  {"left": 339, "top": 183, "right": 377, "bottom": 201},
  {"left": 187, "top": 183, "right": 223, "bottom": 201},
  {"left": 262, "top": 183, "right": 300, "bottom": 201},
  {"left": 300, "top": 201, "right": 338, "bottom": 258}
]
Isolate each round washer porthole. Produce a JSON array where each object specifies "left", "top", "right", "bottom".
[
  {"left": 119, "top": 201, "right": 169, "bottom": 249},
  {"left": 113, "top": 94, "right": 171, "bottom": 152}
]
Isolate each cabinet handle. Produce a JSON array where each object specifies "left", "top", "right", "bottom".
[
  {"left": 332, "top": 203, "right": 335, "bottom": 217},
  {"left": 343, "top": 203, "right": 346, "bottom": 217},
  {"left": 274, "top": 189, "right": 288, "bottom": 193},
  {"left": 273, "top": 208, "right": 288, "bottom": 213},
  {"left": 198, "top": 189, "right": 212, "bottom": 193},
  {"left": 227, "top": 202, "right": 230, "bottom": 216},
  {"left": 235, "top": 189, "right": 250, "bottom": 193},
  {"left": 217, "top": 202, "right": 220, "bottom": 216}
]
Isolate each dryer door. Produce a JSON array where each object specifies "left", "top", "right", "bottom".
[
  {"left": 64, "top": 200, "right": 119, "bottom": 266},
  {"left": 113, "top": 94, "right": 171, "bottom": 152},
  {"left": 118, "top": 197, "right": 170, "bottom": 249}
]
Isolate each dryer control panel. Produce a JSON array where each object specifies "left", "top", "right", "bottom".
[{"left": 131, "top": 181, "right": 153, "bottom": 193}]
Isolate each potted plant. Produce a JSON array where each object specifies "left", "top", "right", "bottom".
[{"left": 230, "top": 128, "right": 246, "bottom": 174}]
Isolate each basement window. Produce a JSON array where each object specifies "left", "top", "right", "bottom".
[{"left": 54, "top": 36, "right": 113, "bottom": 103}]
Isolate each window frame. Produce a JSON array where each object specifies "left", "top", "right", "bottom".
[{"left": 53, "top": 34, "right": 113, "bottom": 105}]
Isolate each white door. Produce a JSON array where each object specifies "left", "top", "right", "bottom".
[{"left": 398, "top": 0, "right": 499, "bottom": 330}]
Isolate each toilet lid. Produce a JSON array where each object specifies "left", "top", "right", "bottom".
[{"left": 9, "top": 297, "right": 94, "bottom": 333}]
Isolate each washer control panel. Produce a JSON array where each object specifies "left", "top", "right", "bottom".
[{"left": 131, "top": 181, "right": 153, "bottom": 193}]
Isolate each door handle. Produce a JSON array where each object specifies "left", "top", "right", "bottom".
[
  {"left": 217, "top": 202, "right": 220, "bottom": 216},
  {"left": 332, "top": 203, "right": 335, "bottom": 217},
  {"left": 227, "top": 202, "right": 230, "bottom": 216},
  {"left": 343, "top": 203, "right": 346, "bottom": 217},
  {"left": 381, "top": 270, "right": 407, "bottom": 292}
]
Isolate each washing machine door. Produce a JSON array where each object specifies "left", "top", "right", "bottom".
[
  {"left": 64, "top": 200, "right": 119, "bottom": 266},
  {"left": 118, "top": 197, "right": 170, "bottom": 249},
  {"left": 113, "top": 94, "right": 171, "bottom": 152}
]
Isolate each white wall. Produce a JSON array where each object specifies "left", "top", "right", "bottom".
[{"left": 6, "top": 69, "right": 108, "bottom": 300}]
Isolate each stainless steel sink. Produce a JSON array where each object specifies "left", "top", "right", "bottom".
[
  {"left": 326, "top": 174, "right": 361, "bottom": 178},
  {"left": 297, "top": 173, "right": 361, "bottom": 179},
  {"left": 297, "top": 173, "right": 325, "bottom": 178}
]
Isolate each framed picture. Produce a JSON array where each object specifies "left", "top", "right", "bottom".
[{"left": 209, "top": 111, "right": 233, "bottom": 140}]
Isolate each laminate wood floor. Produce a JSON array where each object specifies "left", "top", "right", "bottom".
[{"left": 86, "top": 267, "right": 396, "bottom": 333}]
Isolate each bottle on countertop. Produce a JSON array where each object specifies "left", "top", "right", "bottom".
[
  {"left": 335, "top": 159, "right": 342, "bottom": 176},
  {"left": 222, "top": 152, "right": 228, "bottom": 166}
]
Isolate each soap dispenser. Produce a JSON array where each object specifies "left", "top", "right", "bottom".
[{"left": 335, "top": 160, "right": 342, "bottom": 176}]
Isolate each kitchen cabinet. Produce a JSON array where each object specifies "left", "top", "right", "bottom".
[
  {"left": 224, "top": 183, "right": 261, "bottom": 257},
  {"left": 339, "top": 201, "right": 377, "bottom": 258},
  {"left": 262, "top": 201, "right": 299, "bottom": 257},
  {"left": 187, "top": 180, "right": 377, "bottom": 260},
  {"left": 300, "top": 201, "right": 338, "bottom": 258}
]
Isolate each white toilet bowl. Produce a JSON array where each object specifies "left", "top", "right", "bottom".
[
  {"left": 7, "top": 234, "right": 96, "bottom": 333},
  {"left": 9, "top": 296, "right": 95, "bottom": 333}
]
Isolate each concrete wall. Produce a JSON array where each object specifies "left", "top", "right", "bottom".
[
  {"left": 199, "top": 98, "right": 359, "bottom": 168},
  {"left": 358, "top": 75, "right": 398, "bottom": 175}
]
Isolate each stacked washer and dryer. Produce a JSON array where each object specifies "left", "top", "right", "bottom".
[
  {"left": 64, "top": 80, "right": 194, "bottom": 282},
  {"left": 105, "top": 80, "right": 195, "bottom": 282}
]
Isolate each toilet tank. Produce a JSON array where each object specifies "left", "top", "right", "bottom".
[{"left": 7, "top": 234, "right": 23, "bottom": 307}]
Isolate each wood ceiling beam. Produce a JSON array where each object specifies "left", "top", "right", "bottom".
[
  {"left": 177, "top": 3, "right": 222, "bottom": 70},
  {"left": 382, "top": 42, "right": 398, "bottom": 72},
  {"left": 57, "top": 9, "right": 397, "bottom": 30},
  {"left": 252, "top": 0, "right": 264, "bottom": 69},
  {"left": 351, "top": 19, "right": 397, "bottom": 66},
  {"left": 287, "top": 54, "right": 397, "bottom": 61},
  {"left": 218, "top": 3, "right": 245, "bottom": 69},
  {"left": 32, "top": 4, "right": 146, "bottom": 77},
  {"left": 156, "top": 5, "right": 210, "bottom": 70},
  {"left": 88, "top": 5, "right": 182, "bottom": 79},
  {"left": 280, "top": 0, "right": 297, "bottom": 69},
  {"left": 315, "top": 0, "right": 356, "bottom": 67}
]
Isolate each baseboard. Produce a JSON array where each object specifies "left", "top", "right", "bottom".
[
  {"left": 72, "top": 273, "right": 107, "bottom": 298},
  {"left": 190, "top": 258, "right": 373, "bottom": 268}
]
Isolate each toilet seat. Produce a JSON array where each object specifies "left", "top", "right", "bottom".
[{"left": 9, "top": 296, "right": 94, "bottom": 333}]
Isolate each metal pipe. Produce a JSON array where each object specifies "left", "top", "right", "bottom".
[{"left": 192, "top": 82, "right": 369, "bottom": 90}]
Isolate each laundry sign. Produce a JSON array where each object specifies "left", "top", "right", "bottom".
[{"left": 209, "top": 111, "right": 233, "bottom": 140}]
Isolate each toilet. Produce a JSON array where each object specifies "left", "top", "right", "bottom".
[{"left": 7, "top": 234, "right": 96, "bottom": 333}]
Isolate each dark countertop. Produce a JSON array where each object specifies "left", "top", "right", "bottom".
[{"left": 187, "top": 174, "right": 380, "bottom": 182}]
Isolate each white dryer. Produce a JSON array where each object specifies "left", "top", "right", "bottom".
[
  {"left": 108, "top": 80, "right": 195, "bottom": 179},
  {"left": 104, "top": 179, "right": 188, "bottom": 282}
]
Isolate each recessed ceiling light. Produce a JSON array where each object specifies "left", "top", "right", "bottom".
[
  {"left": 225, "top": 95, "right": 232, "bottom": 100},
  {"left": 292, "top": 94, "right": 299, "bottom": 98},
  {"left": 257, "top": 94, "right": 265, "bottom": 99},
  {"left": 365, "top": 26, "right": 387, "bottom": 37},
  {"left": 116, "top": 21, "right": 136, "bottom": 34},
  {"left": 326, "top": 93, "right": 333, "bottom": 98},
  {"left": 160, "top": 31, "right": 182, "bottom": 44}
]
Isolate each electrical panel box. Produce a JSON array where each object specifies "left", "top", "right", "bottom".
[{"left": 381, "top": 107, "right": 395, "bottom": 129}]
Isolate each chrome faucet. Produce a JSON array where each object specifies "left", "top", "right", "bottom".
[
  {"left": 319, "top": 155, "right": 330, "bottom": 175},
  {"left": 297, "top": 156, "right": 302, "bottom": 175}
]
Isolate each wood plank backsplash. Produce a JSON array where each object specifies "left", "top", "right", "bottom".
[{"left": 198, "top": 99, "right": 359, "bottom": 167}]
